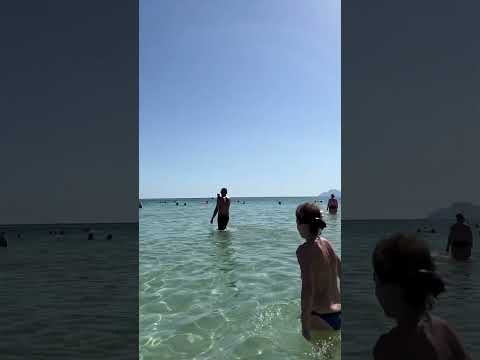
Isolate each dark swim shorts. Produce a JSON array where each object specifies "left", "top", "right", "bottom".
[{"left": 218, "top": 215, "right": 229, "bottom": 230}]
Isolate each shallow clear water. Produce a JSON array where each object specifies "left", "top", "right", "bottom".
[
  {"left": 140, "top": 197, "right": 341, "bottom": 360},
  {"left": 342, "top": 220, "right": 480, "bottom": 359}
]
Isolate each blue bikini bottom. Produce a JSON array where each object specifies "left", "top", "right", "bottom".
[{"left": 311, "top": 311, "right": 341, "bottom": 330}]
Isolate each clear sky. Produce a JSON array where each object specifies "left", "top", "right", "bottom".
[
  {"left": 342, "top": 1, "right": 480, "bottom": 220},
  {"left": 140, "top": 0, "right": 340, "bottom": 199},
  {"left": 0, "top": 1, "right": 138, "bottom": 225}
]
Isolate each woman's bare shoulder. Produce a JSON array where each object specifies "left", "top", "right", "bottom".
[
  {"left": 296, "top": 242, "right": 310, "bottom": 256},
  {"left": 429, "top": 315, "right": 456, "bottom": 334},
  {"left": 432, "top": 316, "right": 470, "bottom": 358}
]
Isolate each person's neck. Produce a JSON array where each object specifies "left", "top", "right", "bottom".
[
  {"left": 395, "top": 311, "right": 424, "bottom": 331},
  {"left": 305, "top": 234, "right": 318, "bottom": 242}
]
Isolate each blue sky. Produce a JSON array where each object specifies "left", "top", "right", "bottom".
[{"left": 140, "top": 0, "right": 340, "bottom": 198}]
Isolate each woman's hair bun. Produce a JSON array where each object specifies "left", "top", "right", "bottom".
[{"left": 418, "top": 269, "right": 445, "bottom": 297}]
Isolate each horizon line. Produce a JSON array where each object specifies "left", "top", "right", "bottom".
[
  {"left": 342, "top": 218, "right": 427, "bottom": 221},
  {"left": 0, "top": 221, "right": 138, "bottom": 228},
  {"left": 140, "top": 194, "right": 342, "bottom": 200}
]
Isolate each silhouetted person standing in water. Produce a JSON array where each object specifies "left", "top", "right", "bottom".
[
  {"left": 446, "top": 213, "right": 473, "bottom": 261},
  {"left": 327, "top": 194, "right": 338, "bottom": 214},
  {"left": 296, "top": 203, "right": 341, "bottom": 340},
  {"left": 210, "top": 188, "right": 230, "bottom": 230},
  {"left": 0, "top": 232, "right": 7, "bottom": 247}
]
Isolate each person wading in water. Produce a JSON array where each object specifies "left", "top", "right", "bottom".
[
  {"left": 446, "top": 213, "right": 473, "bottom": 261},
  {"left": 210, "top": 187, "right": 231, "bottom": 230},
  {"left": 327, "top": 194, "right": 338, "bottom": 214}
]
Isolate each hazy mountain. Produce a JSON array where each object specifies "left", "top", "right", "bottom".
[
  {"left": 427, "top": 202, "right": 480, "bottom": 221},
  {"left": 319, "top": 189, "right": 341, "bottom": 199}
]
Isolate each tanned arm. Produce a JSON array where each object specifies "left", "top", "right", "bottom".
[
  {"left": 297, "top": 246, "right": 314, "bottom": 341},
  {"left": 210, "top": 195, "right": 220, "bottom": 224},
  {"left": 446, "top": 228, "right": 453, "bottom": 252},
  {"left": 337, "top": 255, "right": 342, "bottom": 281}
]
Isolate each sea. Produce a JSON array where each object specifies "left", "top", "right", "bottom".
[
  {"left": 0, "top": 223, "right": 138, "bottom": 359},
  {"left": 140, "top": 197, "right": 341, "bottom": 360}
]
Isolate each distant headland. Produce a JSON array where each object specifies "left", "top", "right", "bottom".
[
  {"left": 318, "top": 189, "right": 341, "bottom": 199},
  {"left": 427, "top": 202, "right": 480, "bottom": 221}
]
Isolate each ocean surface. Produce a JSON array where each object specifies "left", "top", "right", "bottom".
[
  {"left": 140, "top": 197, "right": 341, "bottom": 360},
  {"left": 342, "top": 219, "right": 480, "bottom": 359},
  {"left": 0, "top": 223, "right": 138, "bottom": 359}
]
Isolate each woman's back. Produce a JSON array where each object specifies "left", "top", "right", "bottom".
[
  {"left": 450, "top": 223, "right": 472, "bottom": 244},
  {"left": 374, "top": 316, "right": 470, "bottom": 360},
  {"left": 311, "top": 238, "right": 341, "bottom": 312}
]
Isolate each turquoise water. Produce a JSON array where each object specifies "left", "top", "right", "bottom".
[
  {"left": 140, "top": 197, "right": 341, "bottom": 359},
  {"left": 342, "top": 220, "right": 480, "bottom": 359}
]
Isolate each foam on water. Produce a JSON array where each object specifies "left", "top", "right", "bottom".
[{"left": 140, "top": 197, "right": 341, "bottom": 360}]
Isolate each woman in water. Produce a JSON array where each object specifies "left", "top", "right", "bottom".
[
  {"left": 373, "top": 233, "right": 470, "bottom": 360},
  {"left": 296, "top": 202, "right": 341, "bottom": 341}
]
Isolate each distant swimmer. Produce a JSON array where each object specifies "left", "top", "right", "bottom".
[
  {"left": 295, "top": 202, "right": 341, "bottom": 339},
  {"left": 327, "top": 194, "right": 338, "bottom": 214},
  {"left": 106, "top": 234, "right": 113, "bottom": 240},
  {"left": 176, "top": 202, "right": 179, "bottom": 206},
  {"left": 278, "top": 201, "right": 282, "bottom": 205},
  {"left": 88, "top": 232, "right": 94, "bottom": 240},
  {"left": 184, "top": 203, "right": 187, "bottom": 206},
  {"left": 446, "top": 213, "right": 473, "bottom": 261},
  {"left": 0, "top": 232, "right": 7, "bottom": 247},
  {"left": 210, "top": 187, "right": 231, "bottom": 230}
]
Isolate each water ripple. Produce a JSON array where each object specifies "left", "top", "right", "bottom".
[{"left": 140, "top": 198, "right": 341, "bottom": 359}]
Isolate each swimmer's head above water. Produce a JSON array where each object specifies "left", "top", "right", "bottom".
[
  {"left": 373, "top": 233, "right": 445, "bottom": 321},
  {"left": 295, "top": 202, "right": 327, "bottom": 241}
]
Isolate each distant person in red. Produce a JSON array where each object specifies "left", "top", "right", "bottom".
[
  {"left": 210, "top": 187, "right": 231, "bottom": 230},
  {"left": 373, "top": 233, "right": 471, "bottom": 360},
  {"left": 446, "top": 213, "right": 473, "bottom": 261},
  {"left": 327, "top": 194, "right": 338, "bottom": 214}
]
